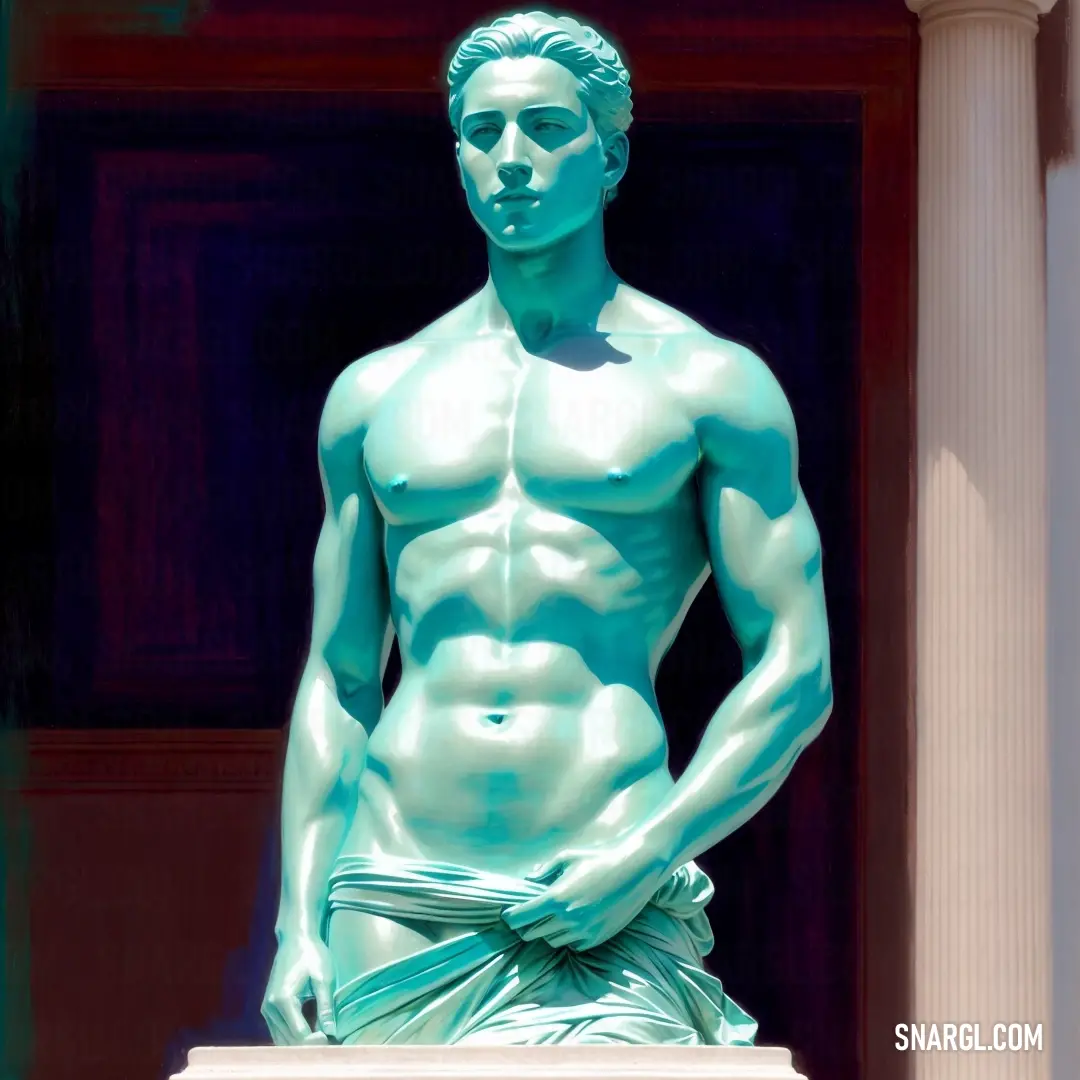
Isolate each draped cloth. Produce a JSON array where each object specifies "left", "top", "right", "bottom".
[{"left": 327, "top": 856, "right": 757, "bottom": 1046}]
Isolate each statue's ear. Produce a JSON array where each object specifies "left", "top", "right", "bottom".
[
  {"left": 455, "top": 141, "right": 466, "bottom": 189},
  {"left": 602, "top": 131, "right": 629, "bottom": 192}
]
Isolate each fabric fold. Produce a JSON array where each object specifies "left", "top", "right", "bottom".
[{"left": 327, "top": 855, "right": 757, "bottom": 1047}]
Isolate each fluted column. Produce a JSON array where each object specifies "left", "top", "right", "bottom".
[{"left": 906, "top": 1, "right": 1053, "bottom": 1077}]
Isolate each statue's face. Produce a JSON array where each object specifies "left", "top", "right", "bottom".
[{"left": 456, "top": 55, "right": 626, "bottom": 252}]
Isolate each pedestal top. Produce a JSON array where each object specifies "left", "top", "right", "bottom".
[{"left": 171, "top": 1045, "right": 807, "bottom": 1080}]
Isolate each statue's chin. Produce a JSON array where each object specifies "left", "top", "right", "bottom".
[
  {"left": 477, "top": 218, "right": 587, "bottom": 256},
  {"left": 488, "top": 230, "right": 551, "bottom": 254}
]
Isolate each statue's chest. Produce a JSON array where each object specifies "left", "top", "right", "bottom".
[{"left": 363, "top": 342, "right": 700, "bottom": 523}]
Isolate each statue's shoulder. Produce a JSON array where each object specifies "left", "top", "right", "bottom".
[
  {"left": 611, "top": 286, "right": 788, "bottom": 421},
  {"left": 318, "top": 293, "right": 480, "bottom": 451},
  {"left": 657, "top": 324, "right": 793, "bottom": 437},
  {"left": 320, "top": 341, "right": 425, "bottom": 451},
  {"left": 612, "top": 285, "right": 708, "bottom": 338},
  {"left": 613, "top": 286, "right": 785, "bottom": 403}
]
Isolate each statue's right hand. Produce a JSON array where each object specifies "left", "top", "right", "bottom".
[{"left": 261, "top": 934, "right": 337, "bottom": 1045}]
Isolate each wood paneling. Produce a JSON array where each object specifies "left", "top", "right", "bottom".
[
  {"left": 857, "top": 78, "right": 918, "bottom": 1080},
  {"left": 91, "top": 153, "right": 273, "bottom": 701}
]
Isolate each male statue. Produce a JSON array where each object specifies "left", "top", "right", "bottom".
[{"left": 261, "top": 10, "right": 833, "bottom": 1048}]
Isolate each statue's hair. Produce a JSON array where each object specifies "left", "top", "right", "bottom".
[{"left": 446, "top": 11, "right": 633, "bottom": 205}]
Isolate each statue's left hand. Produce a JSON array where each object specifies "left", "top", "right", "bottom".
[
  {"left": 262, "top": 934, "right": 337, "bottom": 1045},
  {"left": 503, "top": 835, "right": 671, "bottom": 952}
]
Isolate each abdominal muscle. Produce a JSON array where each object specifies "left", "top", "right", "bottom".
[
  {"left": 328, "top": 636, "right": 675, "bottom": 983},
  {"left": 343, "top": 635, "right": 672, "bottom": 875}
]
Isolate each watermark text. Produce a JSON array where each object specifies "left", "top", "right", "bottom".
[{"left": 895, "top": 1023, "right": 1043, "bottom": 1053}]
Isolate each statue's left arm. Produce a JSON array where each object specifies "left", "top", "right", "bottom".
[
  {"left": 639, "top": 343, "right": 834, "bottom": 871},
  {"left": 505, "top": 343, "right": 833, "bottom": 951}
]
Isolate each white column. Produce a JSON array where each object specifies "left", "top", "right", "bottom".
[{"left": 906, "top": 1, "right": 1053, "bottom": 1077}]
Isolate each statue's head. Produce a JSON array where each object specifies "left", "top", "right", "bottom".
[{"left": 447, "top": 11, "right": 632, "bottom": 253}]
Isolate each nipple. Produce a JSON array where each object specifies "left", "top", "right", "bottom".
[
  {"left": 607, "top": 468, "right": 631, "bottom": 485},
  {"left": 388, "top": 474, "right": 409, "bottom": 494}
]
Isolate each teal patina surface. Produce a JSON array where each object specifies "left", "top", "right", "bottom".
[{"left": 261, "top": 10, "right": 833, "bottom": 1047}]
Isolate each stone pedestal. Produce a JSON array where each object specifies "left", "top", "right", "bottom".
[{"left": 169, "top": 1045, "right": 807, "bottom": 1080}]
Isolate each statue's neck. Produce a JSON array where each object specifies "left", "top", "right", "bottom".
[{"left": 483, "top": 214, "right": 617, "bottom": 350}]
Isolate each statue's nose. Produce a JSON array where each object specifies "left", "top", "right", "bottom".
[{"left": 497, "top": 162, "right": 532, "bottom": 189}]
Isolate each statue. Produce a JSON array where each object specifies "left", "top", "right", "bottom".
[{"left": 261, "top": 9, "right": 833, "bottom": 1049}]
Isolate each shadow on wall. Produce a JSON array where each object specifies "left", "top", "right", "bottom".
[
  {"left": 1045, "top": 7, "right": 1079, "bottom": 1080},
  {"left": 1038, "top": 0, "right": 1072, "bottom": 169}
]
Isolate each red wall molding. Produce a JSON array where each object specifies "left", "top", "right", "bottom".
[
  {"left": 7, "top": 728, "right": 282, "bottom": 793},
  {"left": 21, "top": 5, "right": 916, "bottom": 93}
]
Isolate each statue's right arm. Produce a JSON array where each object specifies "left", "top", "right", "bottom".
[{"left": 264, "top": 357, "right": 393, "bottom": 1043}]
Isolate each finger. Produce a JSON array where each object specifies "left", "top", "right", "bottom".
[
  {"left": 265, "top": 995, "right": 310, "bottom": 1043},
  {"left": 302, "top": 1030, "right": 330, "bottom": 1046},
  {"left": 515, "top": 914, "right": 568, "bottom": 943},
  {"left": 312, "top": 978, "right": 337, "bottom": 1041},
  {"left": 503, "top": 898, "right": 551, "bottom": 929},
  {"left": 262, "top": 1003, "right": 298, "bottom": 1047},
  {"left": 527, "top": 857, "right": 566, "bottom": 884},
  {"left": 261, "top": 1006, "right": 284, "bottom": 1045}
]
